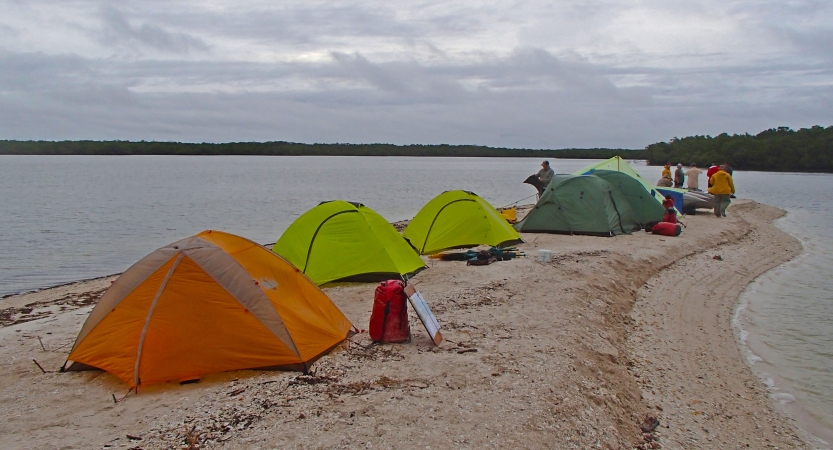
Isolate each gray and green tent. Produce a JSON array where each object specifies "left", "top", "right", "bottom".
[
  {"left": 590, "top": 170, "right": 667, "bottom": 227},
  {"left": 513, "top": 173, "right": 665, "bottom": 236},
  {"left": 575, "top": 156, "right": 681, "bottom": 215}
]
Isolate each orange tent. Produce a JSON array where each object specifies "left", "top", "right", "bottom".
[{"left": 64, "top": 230, "right": 353, "bottom": 389}]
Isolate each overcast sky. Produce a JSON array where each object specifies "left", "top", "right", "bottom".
[{"left": 1, "top": 0, "right": 831, "bottom": 148}]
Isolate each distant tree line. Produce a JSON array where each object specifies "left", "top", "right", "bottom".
[
  {"left": 645, "top": 126, "right": 833, "bottom": 172},
  {"left": 0, "top": 140, "right": 643, "bottom": 159}
]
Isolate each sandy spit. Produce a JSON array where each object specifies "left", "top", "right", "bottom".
[{"left": 0, "top": 200, "right": 808, "bottom": 449}]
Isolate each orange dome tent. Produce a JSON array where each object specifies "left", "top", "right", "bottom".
[{"left": 63, "top": 230, "right": 353, "bottom": 389}]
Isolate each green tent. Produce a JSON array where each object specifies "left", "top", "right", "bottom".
[
  {"left": 514, "top": 174, "right": 652, "bottom": 236},
  {"left": 575, "top": 156, "right": 680, "bottom": 213},
  {"left": 273, "top": 201, "right": 426, "bottom": 285},
  {"left": 590, "top": 170, "right": 666, "bottom": 226},
  {"left": 403, "top": 190, "right": 523, "bottom": 255}
]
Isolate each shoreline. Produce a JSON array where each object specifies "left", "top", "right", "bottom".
[
  {"left": 0, "top": 274, "right": 122, "bottom": 301},
  {"left": 734, "top": 230, "right": 833, "bottom": 449},
  {"left": 624, "top": 201, "right": 809, "bottom": 449},
  {"left": 735, "top": 280, "right": 832, "bottom": 449},
  {"left": 0, "top": 199, "right": 812, "bottom": 449}
]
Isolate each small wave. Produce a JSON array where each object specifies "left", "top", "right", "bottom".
[
  {"left": 771, "top": 392, "right": 796, "bottom": 404},
  {"left": 738, "top": 328, "right": 749, "bottom": 344}
]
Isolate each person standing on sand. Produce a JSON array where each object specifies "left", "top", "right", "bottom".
[
  {"left": 706, "top": 163, "right": 719, "bottom": 180},
  {"left": 674, "top": 163, "right": 685, "bottom": 188},
  {"left": 708, "top": 165, "right": 735, "bottom": 217},
  {"left": 685, "top": 163, "right": 702, "bottom": 190},
  {"left": 723, "top": 162, "right": 737, "bottom": 198},
  {"left": 657, "top": 163, "right": 673, "bottom": 187},
  {"left": 661, "top": 163, "right": 672, "bottom": 180},
  {"left": 536, "top": 161, "right": 554, "bottom": 192}
]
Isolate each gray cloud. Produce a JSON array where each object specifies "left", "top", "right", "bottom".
[
  {"left": 331, "top": 52, "right": 409, "bottom": 93},
  {"left": 96, "top": 5, "right": 209, "bottom": 54},
  {"left": 0, "top": 0, "right": 831, "bottom": 147},
  {"left": 0, "top": 21, "right": 21, "bottom": 37}
]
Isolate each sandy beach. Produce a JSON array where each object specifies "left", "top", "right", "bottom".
[{"left": 0, "top": 199, "right": 810, "bottom": 449}]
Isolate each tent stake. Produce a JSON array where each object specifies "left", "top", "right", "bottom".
[{"left": 32, "top": 359, "right": 48, "bottom": 373}]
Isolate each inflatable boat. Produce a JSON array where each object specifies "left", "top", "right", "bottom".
[
  {"left": 657, "top": 188, "right": 714, "bottom": 214},
  {"left": 683, "top": 190, "right": 714, "bottom": 211}
]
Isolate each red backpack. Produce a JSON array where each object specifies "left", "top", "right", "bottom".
[
  {"left": 652, "top": 221, "right": 682, "bottom": 236},
  {"left": 369, "top": 280, "right": 410, "bottom": 343}
]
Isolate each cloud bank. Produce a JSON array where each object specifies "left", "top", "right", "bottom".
[{"left": 1, "top": 0, "right": 831, "bottom": 148}]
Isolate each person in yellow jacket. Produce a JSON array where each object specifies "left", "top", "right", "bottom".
[
  {"left": 661, "top": 163, "right": 672, "bottom": 180},
  {"left": 708, "top": 165, "right": 735, "bottom": 217},
  {"left": 657, "top": 162, "right": 673, "bottom": 187}
]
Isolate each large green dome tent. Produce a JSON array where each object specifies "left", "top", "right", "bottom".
[
  {"left": 273, "top": 201, "right": 426, "bottom": 285},
  {"left": 403, "top": 190, "right": 523, "bottom": 255},
  {"left": 589, "top": 170, "right": 666, "bottom": 227},
  {"left": 575, "top": 156, "right": 680, "bottom": 214},
  {"left": 514, "top": 174, "right": 655, "bottom": 236}
]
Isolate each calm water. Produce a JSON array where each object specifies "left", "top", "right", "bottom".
[
  {"left": 732, "top": 175, "right": 833, "bottom": 448},
  {"left": 0, "top": 155, "right": 545, "bottom": 295},
  {"left": 0, "top": 156, "right": 831, "bottom": 443}
]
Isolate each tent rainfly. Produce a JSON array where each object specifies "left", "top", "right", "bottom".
[
  {"left": 574, "top": 156, "right": 680, "bottom": 214},
  {"left": 64, "top": 230, "right": 353, "bottom": 389},
  {"left": 273, "top": 201, "right": 426, "bottom": 285},
  {"left": 403, "top": 190, "right": 523, "bottom": 255},
  {"left": 513, "top": 173, "right": 662, "bottom": 236},
  {"left": 589, "top": 170, "right": 666, "bottom": 227}
]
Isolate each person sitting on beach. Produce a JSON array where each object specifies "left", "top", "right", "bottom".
[
  {"left": 536, "top": 161, "right": 554, "bottom": 193},
  {"left": 685, "top": 163, "right": 701, "bottom": 190},
  {"left": 674, "top": 163, "right": 685, "bottom": 188},
  {"left": 708, "top": 165, "right": 735, "bottom": 217}
]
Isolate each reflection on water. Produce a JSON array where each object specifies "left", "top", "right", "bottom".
[{"left": 1, "top": 155, "right": 831, "bottom": 444}]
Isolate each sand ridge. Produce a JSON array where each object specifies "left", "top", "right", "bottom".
[{"left": 0, "top": 200, "right": 809, "bottom": 449}]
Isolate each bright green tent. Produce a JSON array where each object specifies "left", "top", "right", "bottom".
[
  {"left": 403, "top": 190, "right": 523, "bottom": 255},
  {"left": 513, "top": 174, "right": 649, "bottom": 236},
  {"left": 273, "top": 201, "right": 425, "bottom": 285},
  {"left": 575, "top": 156, "right": 680, "bottom": 213}
]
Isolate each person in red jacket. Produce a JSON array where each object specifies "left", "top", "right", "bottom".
[{"left": 706, "top": 163, "right": 719, "bottom": 180}]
